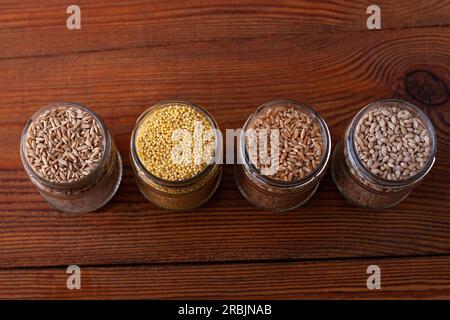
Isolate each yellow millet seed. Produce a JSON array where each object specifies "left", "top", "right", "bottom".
[{"left": 136, "top": 104, "right": 215, "bottom": 181}]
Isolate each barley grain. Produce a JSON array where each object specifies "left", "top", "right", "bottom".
[{"left": 354, "top": 103, "right": 432, "bottom": 180}]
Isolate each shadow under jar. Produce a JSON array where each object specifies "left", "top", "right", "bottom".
[
  {"left": 20, "top": 102, "right": 123, "bottom": 213},
  {"left": 331, "top": 99, "right": 437, "bottom": 209},
  {"left": 235, "top": 100, "right": 331, "bottom": 211},
  {"left": 130, "top": 100, "right": 222, "bottom": 211}
]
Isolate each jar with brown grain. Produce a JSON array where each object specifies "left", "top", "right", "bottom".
[
  {"left": 331, "top": 99, "right": 437, "bottom": 209},
  {"left": 20, "top": 102, "right": 123, "bottom": 213},
  {"left": 235, "top": 100, "right": 331, "bottom": 211},
  {"left": 130, "top": 100, "right": 222, "bottom": 211}
]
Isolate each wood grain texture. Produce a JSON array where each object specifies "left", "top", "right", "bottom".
[
  {"left": 1, "top": 0, "right": 450, "bottom": 59},
  {"left": 0, "top": 0, "right": 449, "bottom": 298},
  {"left": 1, "top": 256, "right": 450, "bottom": 299},
  {"left": 2, "top": 168, "right": 450, "bottom": 268}
]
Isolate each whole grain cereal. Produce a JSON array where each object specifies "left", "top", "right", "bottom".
[
  {"left": 331, "top": 99, "right": 437, "bottom": 209},
  {"left": 135, "top": 103, "right": 216, "bottom": 181},
  {"left": 246, "top": 104, "right": 324, "bottom": 182},
  {"left": 354, "top": 103, "right": 432, "bottom": 181},
  {"left": 24, "top": 106, "right": 104, "bottom": 183}
]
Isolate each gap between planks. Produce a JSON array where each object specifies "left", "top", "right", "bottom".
[{"left": 1, "top": 252, "right": 450, "bottom": 272}]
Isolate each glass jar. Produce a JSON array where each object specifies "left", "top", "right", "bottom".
[
  {"left": 331, "top": 99, "right": 437, "bottom": 209},
  {"left": 130, "top": 100, "right": 222, "bottom": 211},
  {"left": 20, "top": 102, "right": 123, "bottom": 213},
  {"left": 235, "top": 100, "right": 331, "bottom": 211}
]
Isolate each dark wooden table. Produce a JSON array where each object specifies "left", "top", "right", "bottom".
[{"left": 0, "top": 0, "right": 449, "bottom": 299}]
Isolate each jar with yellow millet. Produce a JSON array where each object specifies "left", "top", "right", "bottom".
[{"left": 130, "top": 100, "right": 222, "bottom": 210}]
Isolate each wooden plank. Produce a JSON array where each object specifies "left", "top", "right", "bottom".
[
  {"left": 1, "top": 166, "right": 450, "bottom": 268},
  {"left": 0, "top": 25, "right": 449, "bottom": 267},
  {"left": 1, "top": 256, "right": 450, "bottom": 299},
  {"left": 0, "top": 0, "right": 449, "bottom": 59}
]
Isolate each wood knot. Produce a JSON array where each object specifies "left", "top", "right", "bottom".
[{"left": 404, "top": 70, "right": 449, "bottom": 105}]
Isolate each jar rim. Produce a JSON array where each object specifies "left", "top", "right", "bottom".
[
  {"left": 130, "top": 100, "right": 222, "bottom": 187},
  {"left": 239, "top": 99, "right": 332, "bottom": 189},
  {"left": 345, "top": 98, "right": 437, "bottom": 187},
  {"left": 20, "top": 102, "right": 111, "bottom": 190}
]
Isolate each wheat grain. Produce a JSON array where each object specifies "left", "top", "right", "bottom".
[
  {"left": 24, "top": 106, "right": 104, "bottom": 183},
  {"left": 247, "top": 104, "right": 324, "bottom": 182}
]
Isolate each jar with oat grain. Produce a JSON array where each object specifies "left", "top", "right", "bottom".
[
  {"left": 331, "top": 99, "right": 437, "bottom": 209},
  {"left": 130, "top": 100, "right": 222, "bottom": 211},
  {"left": 20, "top": 102, "right": 123, "bottom": 213},
  {"left": 235, "top": 100, "right": 331, "bottom": 211}
]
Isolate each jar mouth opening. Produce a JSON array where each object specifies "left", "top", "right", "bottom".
[
  {"left": 239, "top": 99, "right": 331, "bottom": 188},
  {"left": 130, "top": 100, "right": 222, "bottom": 187},
  {"left": 20, "top": 102, "right": 110, "bottom": 190},
  {"left": 346, "top": 98, "right": 437, "bottom": 187}
]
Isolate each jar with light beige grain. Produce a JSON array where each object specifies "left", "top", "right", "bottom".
[
  {"left": 20, "top": 102, "right": 122, "bottom": 213},
  {"left": 331, "top": 99, "right": 437, "bottom": 209}
]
